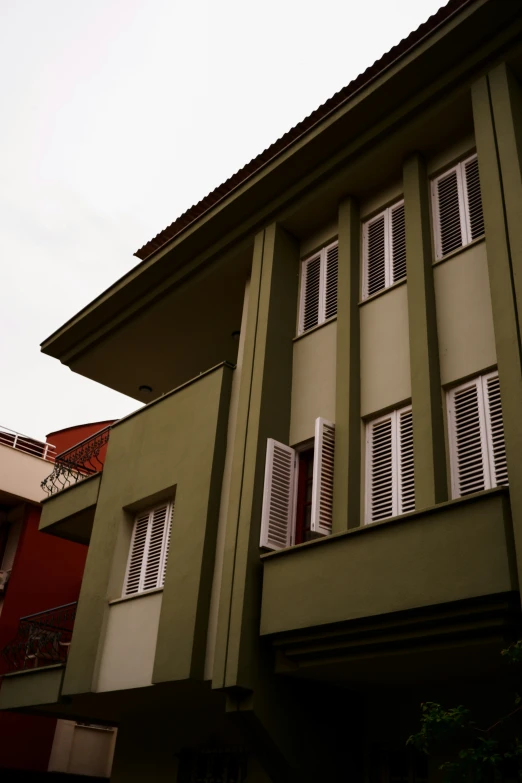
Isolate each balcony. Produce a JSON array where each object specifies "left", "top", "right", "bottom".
[
  {"left": 260, "top": 488, "right": 520, "bottom": 687},
  {"left": 0, "top": 603, "right": 76, "bottom": 711},
  {"left": 39, "top": 426, "right": 111, "bottom": 544},
  {"left": 0, "top": 426, "right": 57, "bottom": 506}
]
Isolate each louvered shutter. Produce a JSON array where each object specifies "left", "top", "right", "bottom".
[
  {"left": 160, "top": 502, "right": 174, "bottom": 586},
  {"left": 398, "top": 408, "right": 415, "bottom": 513},
  {"left": 483, "top": 372, "right": 508, "bottom": 487},
  {"left": 390, "top": 201, "right": 406, "bottom": 283},
  {"left": 324, "top": 243, "right": 338, "bottom": 320},
  {"left": 463, "top": 155, "right": 484, "bottom": 242},
  {"left": 432, "top": 166, "right": 465, "bottom": 259},
  {"left": 310, "top": 418, "right": 335, "bottom": 536},
  {"left": 366, "top": 415, "right": 394, "bottom": 523},
  {"left": 299, "top": 254, "right": 321, "bottom": 334},
  {"left": 448, "top": 379, "right": 489, "bottom": 498},
  {"left": 123, "top": 501, "right": 173, "bottom": 596},
  {"left": 143, "top": 505, "right": 168, "bottom": 591},
  {"left": 260, "top": 439, "right": 297, "bottom": 550},
  {"left": 364, "top": 213, "right": 387, "bottom": 298},
  {"left": 124, "top": 512, "right": 149, "bottom": 595}
]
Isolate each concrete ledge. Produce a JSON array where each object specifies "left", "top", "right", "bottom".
[
  {"left": 40, "top": 474, "right": 101, "bottom": 544},
  {"left": 0, "top": 665, "right": 65, "bottom": 710}
]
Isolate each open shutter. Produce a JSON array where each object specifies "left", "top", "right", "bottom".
[
  {"left": 463, "top": 155, "right": 484, "bottom": 242},
  {"left": 160, "top": 502, "right": 174, "bottom": 586},
  {"left": 364, "top": 212, "right": 387, "bottom": 298},
  {"left": 324, "top": 243, "right": 338, "bottom": 320},
  {"left": 124, "top": 512, "right": 149, "bottom": 596},
  {"left": 483, "top": 373, "right": 508, "bottom": 487},
  {"left": 143, "top": 504, "right": 169, "bottom": 591},
  {"left": 448, "top": 379, "right": 489, "bottom": 498},
  {"left": 260, "top": 439, "right": 296, "bottom": 550},
  {"left": 366, "top": 414, "right": 394, "bottom": 523},
  {"left": 398, "top": 408, "right": 415, "bottom": 513},
  {"left": 432, "top": 166, "right": 465, "bottom": 259},
  {"left": 390, "top": 201, "right": 406, "bottom": 283},
  {"left": 299, "top": 254, "right": 321, "bottom": 334},
  {"left": 310, "top": 418, "right": 335, "bottom": 536}
]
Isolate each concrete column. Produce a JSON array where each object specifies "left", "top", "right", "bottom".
[
  {"left": 403, "top": 153, "right": 448, "bottom": 510},
  {"left": 472, "top": 65, "right": 522, "bottom": 589},
  {"left": 212, "top": 223, "right": 299, "bottom": 692},
  {"left": 333, "top": 197, "right": 361, "bottom": 531}
]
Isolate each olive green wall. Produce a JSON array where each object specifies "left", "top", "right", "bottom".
[
  {"left": 39, "top": 474, "right": 101, "bottom": 545},
  {"left": 96, "top": 591, "right": 163, "bottom": 692},
  {"left": 62, "top": 363, "right": 233, "bottom": 696},
  {"left": 360, "top": 282, "right": 411, "bottom": 416},
  {"left": 299, "top": 221, "right": 337, "bottom": 259},
  {"left": 213, "top": 224, "right": 299, "bottom": 691},
  {"left": 0, "top": 665, "right": 64, "bottom": 710},
  {"left": 261, "top": 489, "right": 514, "bottom": 635},
  {"left": 289, "top": 321, "right": 337, "bottom": 445},
  {"left": 434, "top": 240, "right": 496, "bottom": 385}
]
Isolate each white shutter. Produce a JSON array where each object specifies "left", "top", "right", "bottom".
[
  {"left": 324, "top": 242, "right": 338, "bottom": 321},
  {"left": 432, "top": 165, "right": 465, "bottom": 259},
  {"left": 299, "top": 254, "right": 321, "bottom": 334},
  {"left": 398, "top": 407, "right": 415, "bottom": 513},
  {"left": 260, "top": 439, "right": 297, "bottom": 550},
  {"left": 123, "top": 512, "right": 149, "bottom": 596},
  {"left": 390, "top": 201, "right": 406, "bottom": 283},
  {"left": 143, "top": 505, "right": 168, "bottom": 591},
  {"left": 363, "top": 212, "right": 387, "bottom": 298},
  {"left": 160, "top": 502, "right": 174, "bottom": 586},
  {"left": 310, "top": 418, "right": 335, "bottom": 536},
  {"left": 123, "top": 501, "right": 174, "bottom": 596},
  {"left": 366, "top": 414, "right": 395, "bottom": 523},
  {"left": 483, "top": 372, "right": 508, "bottom": 487},
  {"left": 463, "top": 154, "right": 485, "bottom": 242},
  {"left": 447, "top": 378, "right": 489, "bottom": 498}
]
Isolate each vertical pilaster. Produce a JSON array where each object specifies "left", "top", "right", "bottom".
[
  {"left": 212, "top": 223, "right": 299, "bottom": 691},
  {"left": 472, "top": 66, "right": 522, "bottom": 588},
  {"left": 403, "top": 153, "right": 447, "bottom": 509},
  {"left": 333, "top": 197, "right": 361, "bottom": 532}
]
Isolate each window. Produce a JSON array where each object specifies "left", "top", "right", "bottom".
[
  {"left": 362, "top": 201, "right": 406, "bottom": 299},
  {"left": 123, "top": 501, "right": 174, "bottom": 596},
  {"left": 447, "top": 371, "right": 507, "bottom": 498},
  {"left": 431, "top": 153, "right": 485, "bottom": 260},
  {"left": 259, "top": 418, "right": 335, "bottom": 550},
  {"left": 365, "top": 406, "right": 414, "bottom": 524},
  {"left": 298, "top": 241, "right": 338, "bottom": 335}
]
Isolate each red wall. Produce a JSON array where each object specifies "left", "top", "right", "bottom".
[{"left": 0, "top": 421, "right": 113, "bottom": 772}]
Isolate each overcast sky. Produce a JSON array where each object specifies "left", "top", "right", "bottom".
[{"left": 0, "top": 0, "right": 445, "bottom": 441}]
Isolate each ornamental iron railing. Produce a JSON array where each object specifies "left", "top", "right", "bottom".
[
  {"left": 0, "top": 426, "right": 56, "bottom": 462},
  {"left": 41, "top": 425, "right": 111, "bottom": 497},
  {"left": 1, "top": 602, "right": 77, "bottom": 673}
]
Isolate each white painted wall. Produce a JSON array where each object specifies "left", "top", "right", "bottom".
[
  {"left": 96, "top": 590, "right": 162, "bottom": 692},
  {"left": 0, "top": 443, "right": 50, "bottom": 503},
  {"left": 48, "top": 720, "right": 117, "bottom": 778}
]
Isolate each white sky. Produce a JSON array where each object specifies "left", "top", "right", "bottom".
[{"left": 0, "top": 0, "right": 445, "bottom": 441}]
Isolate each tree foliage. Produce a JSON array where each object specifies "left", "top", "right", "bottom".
[{"left": 407, "top": 641, "right": 522, "bottom": 781}]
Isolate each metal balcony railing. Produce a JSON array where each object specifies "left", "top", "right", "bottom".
[
  {"left": 0, "top": 426, "right": 56, "bottom": 462},
  {"left": 41, "top": 425, "right": 111, "bottom": 497},
  {"left": 1, "top": 602, "right": 77, "bottom": 673}
]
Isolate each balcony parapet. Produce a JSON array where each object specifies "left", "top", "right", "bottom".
[
  {"left": 41, "top": 426, "right": 110, "bottom": 497},
  {"left": 1, "top": 602, "right": 77, "bottom": 674}
]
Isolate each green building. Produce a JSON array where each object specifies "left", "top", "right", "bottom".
[{"left": 3, "top": 0, "right": 522, "bottom": 779}]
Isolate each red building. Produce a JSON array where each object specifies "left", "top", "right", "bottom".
[{"left": 0, "top": 422, "right": 116, "bottom": 781}]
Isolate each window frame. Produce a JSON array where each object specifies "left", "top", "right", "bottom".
[
  {"left": 362, "top": 199, "right": 405, "bottom": 300},
  {"left": 297, "top": 240, "right": 338, "bottom": 336},
  {"left": 431, "top": 152, "right": 483, "bottom": 261},
  {"left": 446, "top": 370, "right": 507, "bottom": 499},
  {"left": 364, "top": 404, "right": 414, "bottom": 525},
  {"left": 123, "top": 500, "right": 174, "bottom": 597}
]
